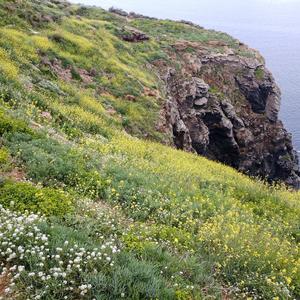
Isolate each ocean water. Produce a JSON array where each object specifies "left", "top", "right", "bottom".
[{"left": 70, "top": 0, "right": 300, "bottom": 150}]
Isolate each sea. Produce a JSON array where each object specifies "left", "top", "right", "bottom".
[{"left": 70, "top": 0, "right": 300, "bottom": 151}]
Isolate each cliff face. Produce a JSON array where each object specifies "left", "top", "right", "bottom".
[{"left": 155, "top": 40, "right": 300, "bottom": 188}]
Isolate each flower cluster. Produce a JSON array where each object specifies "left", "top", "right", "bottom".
[{"left": 0, "top": 205, "right": 120, "bottom": 299}]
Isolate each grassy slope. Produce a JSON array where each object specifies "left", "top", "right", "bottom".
[{"left": 0, "top": 1, "right": 300, "bottom": 299}]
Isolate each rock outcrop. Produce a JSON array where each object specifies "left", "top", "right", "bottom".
[
  {"left": 156, "top": 40, "right": 300, "bottom": 188},
  {"left": 108, "top": 7, "right": 128, "bottom": 17},
  {"left": 120, "top": 27, "right": 150, "bottom": 43}
]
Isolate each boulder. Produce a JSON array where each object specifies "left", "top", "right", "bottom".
[
  {"left": 194, "top": 97, "right": 208, "bottom": 107},
  {"left": 121, "top": 28, "right": 150, "bottom": 43}
]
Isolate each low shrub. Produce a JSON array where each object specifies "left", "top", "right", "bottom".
[
  {"left": 0, "top": 47, "right": 19, "bottom": 80},
  {"left": 0, "top": 181, "right": 73, "bottom": 216},
  {"left": 0, "top": 147, "right": 9, "bottom": 165},
  {"left": 0, "top": 109, "right": 32, "bottom": 136}
]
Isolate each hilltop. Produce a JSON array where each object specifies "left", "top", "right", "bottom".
[{"left": 0, "top": 1, "right": 300, "bottom": 299}]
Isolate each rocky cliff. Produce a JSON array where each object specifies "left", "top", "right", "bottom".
[{"left": 153, "top": 38, "right": 300, "bottom": 188}]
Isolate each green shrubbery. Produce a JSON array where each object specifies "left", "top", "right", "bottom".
[
  {"left": 0, "top": 147, "right": 8, "bottom": 165},
  {"left": 0, "top": 109, "right": 32, "bottom": 136},
  {"left": 6, "top": 133, "right": 105, "bottom": 197},
  {"left": 0, "top": 180, "right": 73, "bottom": 216}
]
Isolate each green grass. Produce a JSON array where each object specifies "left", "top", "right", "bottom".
[
  {"left": 131, "top": 19, "right": 237, "bottom": 45},
  {"left": 0, "top": 1, "right": 299, "bottom": 299}
]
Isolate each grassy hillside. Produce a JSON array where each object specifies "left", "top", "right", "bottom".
[{"left": 0, "top": 1, "right": 300, "bottom": 299}]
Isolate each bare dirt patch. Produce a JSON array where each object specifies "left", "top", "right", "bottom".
[{"left": 0, "top": 271, "right": 10, "bottom": 298}]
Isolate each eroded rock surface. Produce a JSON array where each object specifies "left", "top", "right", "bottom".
[
  {"left": 156, "top": 40, "right": 300, "bottom": 188},
  {"left": 120, "top": 27, "right": 150, "bottom": 43}
]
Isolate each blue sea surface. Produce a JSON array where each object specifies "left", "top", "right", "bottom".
[{"left": 70, "top": 0, "right": 300, "bottom": 150}]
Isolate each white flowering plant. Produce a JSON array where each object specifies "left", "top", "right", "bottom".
[{"left": 0, "top": 205, "right": 120, "bottom": 300}]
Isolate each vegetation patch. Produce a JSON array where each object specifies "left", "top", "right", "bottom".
[
  {"left": 0, "top": 181, "right": 73, "bottom": 216},
  {"left": 0, "top": 147, "right": 8, "bottom": 166},
  {"left": 0, "top": 109, "right": 32, "bottom": 136},
  {"left": 0, "top": 48, "right": 19, "bottom": 80},
  {"left": 255, "top": 67, "right": 265, "bottom": 80}
]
